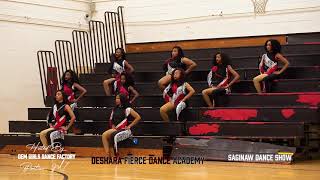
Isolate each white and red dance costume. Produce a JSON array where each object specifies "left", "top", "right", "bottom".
[
  {"left": 112, "top": 79, "right": 136, "bottom": 108},
  {"left": 163, "top": 57, "right": 186, "bottom": 75},
  {"left": 61, "top": 82, "right": 81, "bottom": 128},
  {"left": 259, "top": 53, "right": 279, "bottom": 92},
  {"left": 113, "top": 80, "right": 130, "bottom": 98},
  {"left": 207, "top": 64, "right": 231, "bottom": 94},
  {"left": 108, "top": 57, "right": 135, "bottom": 95},
  {"left": 109, "top": 58, "right": 126, "bottom": 77},
  {"left": 46, "top": 103, "right": 70, "bottom": 146},
  {"left": 109, "top": 107, "right": 133, "bottom": 154},
  {"left": 62, "top": 82, "right": 77, "bottom": 110},
  {"left": 163, "top": 82, "right": 187, "bottom": 120}
]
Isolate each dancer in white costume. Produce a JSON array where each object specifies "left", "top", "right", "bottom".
[{"left": 161, "top": 68, "right": 195, "bottom": 121}]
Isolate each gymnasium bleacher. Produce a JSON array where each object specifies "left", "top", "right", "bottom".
[
  {"left": 0, "top": 6, "right": 319, "bottom": 161},
  {"left": 1, "top": 42, "right": 319, "bottom": 159}
]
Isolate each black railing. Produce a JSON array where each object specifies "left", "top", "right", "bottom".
[
  {"left": 37, "top": 51, "right": 57, "bottom": 104},
  {"left": 72, "top": 30, "right": 93, "bottom": 74},
  {"left": 89, "top": 20, "right": 108, "bottom": 63},
  {"left": 37, "top": 6, "right": 126, "bottom": 105},
  {"left": 105, "top": 6, "right": 126, "bottom": 53},
  {"left": 54, "top": 40, "right": 75, "bottom": 80}
]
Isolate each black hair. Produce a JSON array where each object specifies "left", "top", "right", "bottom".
[
  {"left": 115, "top": 93, "right": 130, "bottom": 109},
  {"left": 113, "top": 47, "right": 126, "bottom": 60},
  {"left": 108, "top": 48, "right": 127, "bottom": 74},
  {"left": 212, "top": 52, "right": 231, "bottom": 66},
  {"left": 264, "top": 39, "right": 281, "bottom": 54},
  {"left": 61, "top": 70, "right": 79, "bottom": 86},
  {"left": 171, "top": 46, "right": 185, "bottom": 60},
  {"left": 47, "top": 90, "right": 69, "bottom": 124},
  {"left": 54, "top": 90, "right": 68, "bottom": 105},
  {"left": 120, "top": 72, "right": 135, "bottom": 87},
  {"left": 111, "top": 93, "right": 130, "bottom": 127},
  {"left": 171, "top": 68, "right": 186, "bottom": 85}
]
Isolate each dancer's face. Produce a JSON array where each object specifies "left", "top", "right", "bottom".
[
  {"left": 120, "top": 75, "right": 126, "bottom": 85},
  {"left": 216, "top": 54, "right": 222, "bottom": 64},
  {"left": 115, "top": 95, "right": 121, "bottom": 105},
  {"left": 173, "top": 69, "right": 182, "bottom": 80},
  {"left": 55, "top": 91, "right": 63, "bottom": 102},
  {"left": 266, "top": 41, "right": 272, "bottom": 52},
  {"left": 115, "top": 49, "right": 123, "bottom": 59},
  {"left": 171, "top": 48, "right": 179, "bottom": 58},
  {"left": 64, "top": 72, "right": 72, "bottom": 81}
]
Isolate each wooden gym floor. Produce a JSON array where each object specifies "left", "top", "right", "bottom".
[{"left": 0, "top": 154, "right": 319, "bottom": 180}]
